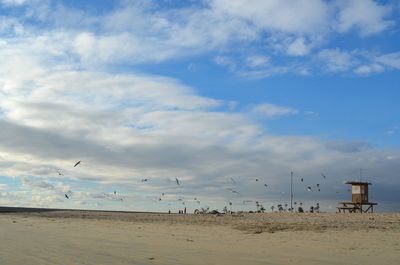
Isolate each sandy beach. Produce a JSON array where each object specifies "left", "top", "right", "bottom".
[{"left": 0, "top": 211, "right": 399, "bottom": 265}]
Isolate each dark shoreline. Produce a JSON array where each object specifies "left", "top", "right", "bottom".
[{"left": 0, "top": 206, "right": 162, "bottom": 214}]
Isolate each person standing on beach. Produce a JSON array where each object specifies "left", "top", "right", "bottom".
[{"left": 184, "top": 207, "right": 187, "bottom": 214}]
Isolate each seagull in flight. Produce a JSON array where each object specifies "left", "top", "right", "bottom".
[
  {"left": 321, "top": 173, "right": 326, "bottom": 179},
  {"left": 57, "top": 170, "right": 64, "bottom": 176},
  {"left": 65, "top": 194, "right": 69, "bottom": 199},
  {"left": 227, "top": 188, "right": 240, "bottom": 194},
  {"left": 230, "top": 177, "right": 237, "bottom": 184},
  {"left": 141, "top": 178, "right": 149, "bottom": 182},
  {"left": 175, "top": 178, "right": 180, "bottom": 186},
  {"left": 264, "top": 184, "right": 268, "bottom": 188},
  {"left": 307, "top": 186, "right": 312, "bottom": 191},
  {"left": 301, "top": 178, "right": 304, "bottom": 182},
  {"left": 74, "top": 161, "right": 82, "bottom": 167}
]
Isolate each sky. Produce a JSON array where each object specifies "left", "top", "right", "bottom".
[{"left": 0, "top": 0, "right": 399, "bottom": 213}]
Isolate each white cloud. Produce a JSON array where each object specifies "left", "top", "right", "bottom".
[
  {"left": 375, "top": 52, "right": 400, "bottom": 69},
  {"left": 354, "top": 64, "right": 384, "bottom": 75},
  {"left": 318, "top": 48, "right": 356, "bottom": 72},
  {"left": 0, "top": 0, "right": 28, "bottom": 6},
  {"left": 336, "top": 0, "right": 394, "bottom": 36},
  {"left": 245, "top": 55, "right": 270, "bottom": 68},
  {"left": 210, "top": 0, "right": 330, "bottom": 34},
  {"left": 0, "top": 0, "right": 397, "bottom": 77},
  {"left": 286, "top": 37, "right": 311, "bottom": 56},
  {"left": 250, "top": 103, "right": 299, "bottom": 118}
]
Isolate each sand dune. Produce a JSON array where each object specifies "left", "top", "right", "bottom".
[{"left": 1, "top": 211, "right": 399, "bottom": 265}]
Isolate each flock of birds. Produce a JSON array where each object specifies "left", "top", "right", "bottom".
[
  {"left": 56, "top": 160, "right": 186, "bottom": 205},
  {"left": 222, "top": 173, "right": 330, "bottom": 212},
  {"left": 53, "top": 161, "right": 348, "bottom": 213}
]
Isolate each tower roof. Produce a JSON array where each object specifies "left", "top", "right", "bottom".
[{"left": 345, "top": 181, "right": 371, "bottom": 185}]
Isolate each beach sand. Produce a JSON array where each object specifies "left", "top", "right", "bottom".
[{"left": 0, "top": 211, "right": 399, "bottom": 265}]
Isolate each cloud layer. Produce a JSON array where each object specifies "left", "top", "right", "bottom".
[{"left": 0, "top": 0, "right": 399, "bottom": 212}]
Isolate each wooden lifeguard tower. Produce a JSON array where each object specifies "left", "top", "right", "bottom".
[{"left": 337, "top": 181, "right": 377, "bottom": 213}]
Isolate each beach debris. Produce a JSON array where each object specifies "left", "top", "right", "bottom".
[
  {"left": 73, "top": 160, "right": 82, "bottom": 167},
  {"left": 175, "top": 177, "right": 180, "bottom": 186}
]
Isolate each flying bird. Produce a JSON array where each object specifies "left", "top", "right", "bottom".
[
  {"left": 175, "top": 178, "right": 180, "bottom": 186},
  {"left": 255, "top": 178, "right": 259, "bottom": 182},
  {"left": 141, "top": 178, "right": 149, "bottom": 182},
  {"left": 316, "top": 184, "right": 320, "bottom": 188},
  {"left": 301, "top": 178, "right": 304, "bottom": 182},
  {"left": 65, "top": 194, "right": 69, "bottom": 199},
  {"left": 227, "top": 188, "right": 240, "bottom": 194},
  {"left": 307, "top": 186, "right": 312, "bottom": 191},
  {"left": 73, "top": 161, "right": 82, "bottom": 167},
  {"left": 321, "top": 173, "right": 326, "bottom": 179},
  {"left": 264, "top": 184, "right": 268, "bottom": 188},
  {"left": 57, "top": 170, "right": 64, "bottom": 176},
  {"left": 230, "top": 177, "right": 237, "bottom": 183}
]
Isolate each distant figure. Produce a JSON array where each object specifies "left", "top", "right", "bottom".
[
  {"left": 114, "top": 190, "right": 116, "bottom": 195},
  {"left": 298, "top": 207, "right": 304, "bottom": 213},
  {"left": 184, "top": 207, "right": 187, "bottom": 214},
  {"left": 310, "top": 206, "right": 314, "bottom": 213},
  {"left": 168, "top": 210, "right": 171, "bottom": 214},
  {"left": 73, "top": 160, "right": 82, "bottom": 167}
]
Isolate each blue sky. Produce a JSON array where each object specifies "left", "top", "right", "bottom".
[{"left": 0, "top": 0, "right": 399, "bottom": 212}]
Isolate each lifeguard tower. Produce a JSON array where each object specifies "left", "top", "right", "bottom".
[{"left": 337, "top": 181, "right": 377, "bottom": 213}]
